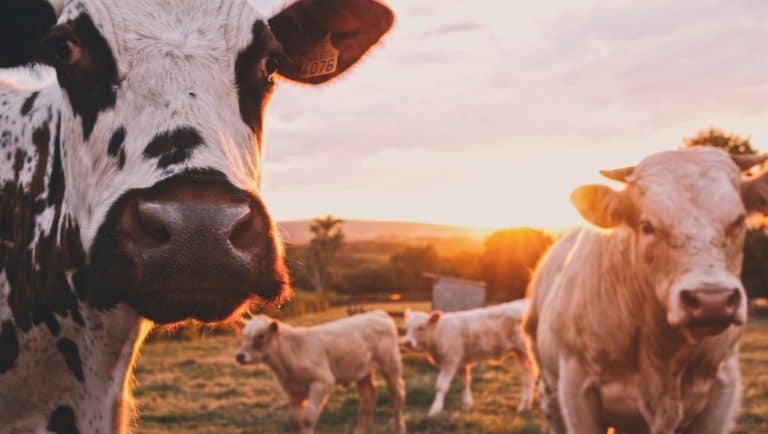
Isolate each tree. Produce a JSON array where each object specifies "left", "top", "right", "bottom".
[
  {"left": 683, "top": 127, "right": 757, "bottom": 155},
  {"left": 307, "top": 215, "right": 345, "bottom": 293},
  {"left": 481, "top": 228, "right": 553, "bottom": 301},
  {"left": 390, "top": 245, "right": 439, "bottom": 296}
]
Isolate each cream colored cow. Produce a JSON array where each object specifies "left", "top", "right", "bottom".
[
  {"left": 236, "top": 311, "right": 406, "bottom": 434},
  {"left": 524, "top": 148, "right": 768, "bottom": 434},
  {"left": 403, "top": 299, "right": 535, "bottom": 416}
]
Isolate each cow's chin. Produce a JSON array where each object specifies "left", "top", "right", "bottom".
[
  {"left": 684, "top": 321, "right": 734, "bottom": 340},
  {"left": 123, "top": 290, "right": 254, "bottom": 324}
]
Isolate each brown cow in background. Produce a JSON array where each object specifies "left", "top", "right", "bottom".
[{"left": 524, "top": 148, "right": 768, "bottom": 434}]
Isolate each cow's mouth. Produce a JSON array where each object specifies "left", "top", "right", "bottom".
[
  {"left": 123, "top": 289, "right": 257, "bottom": 323},
  {"left": 85, "top": 171, "right": 290, "bottom": 324},
  {"left": 685, "top": 321, "right": 734, "bottom": 339}
]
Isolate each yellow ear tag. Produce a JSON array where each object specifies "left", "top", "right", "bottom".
[{"left": 300, "top": 34, "right": 339, "bottom": 78}]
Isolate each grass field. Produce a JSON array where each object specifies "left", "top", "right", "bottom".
[{"left": 134, "top": 309, "right": 768, "bottom": 434}]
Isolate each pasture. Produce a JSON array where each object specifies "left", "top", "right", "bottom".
[{"left": 134, "top": 308, "right": 768, "bottom": 434}]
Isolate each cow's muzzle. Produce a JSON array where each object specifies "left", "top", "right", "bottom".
[
  {"left": 675, "top": 287, "right": 745, "bottom": 337},
  {"left": 87, "top": 170, "right": 290, "bottom": 324}
]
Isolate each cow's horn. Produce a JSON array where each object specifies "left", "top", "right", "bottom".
[
  {"left": 600, "top": 166, "right": 635, "bottom": 183},
  {"left": 732, "top": 153, "right": 768, "bottom": 172}
]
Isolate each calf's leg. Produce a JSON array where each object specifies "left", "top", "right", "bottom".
[
  {"left": 683, "top": 357, "right": 740, "bottom": 434},
  {"left": 382, "top": 366, "right": 407, "bottom": 434},
  {"left": 428, "top": 362, "right": 459, "bottom": 416},
  {"left": 294, "top": 381, "right": 332, "bottom": 434},
  {"left": 514, "top": 349, "right": 536, "bottom": 412},
  {"left": 354, "top": 371, "right": 376, "bottom": 434},
  {"left": 289, "top": 398, "right": 308, "bottom": 434},
  {"left": 458, "top": 364, "right": 474, "bottom": 411}
]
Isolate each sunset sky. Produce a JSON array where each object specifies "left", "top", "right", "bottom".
[
  {"left": 5, "top": 0, "right": 768, "bottom": 229},
  {"left": 259, "top": 0, "right": 768, "bottom": 229}
]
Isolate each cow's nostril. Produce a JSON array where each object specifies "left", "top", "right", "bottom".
[
  {"left": 680, "top": 290, "right": 700, "bottom": 310},
  {"left": 235, "top": 353, "right": 246, "bottom": 364},
  {"left": 135, "top": 201, "right": 172, "bottom": 244},
  {"left": 229, "top": 207, "right": 261, "bottom": 251},
  {"left": 122, "top": 199, "right": 171, "bottom": 250},
  {"left": 726, "top": 290, "right": 741, "bottom": 309}
]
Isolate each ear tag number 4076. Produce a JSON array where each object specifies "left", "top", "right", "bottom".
[{"left": 301, "top": 35, "right": 339, "bottom": 78}]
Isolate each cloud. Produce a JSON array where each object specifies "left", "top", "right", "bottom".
[{"left": 421, "top": 21, "right": 484, "bottom": 37}]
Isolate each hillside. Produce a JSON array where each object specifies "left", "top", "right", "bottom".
[{"left": 276, "top": 219, "right": 493, "bottom": 246}]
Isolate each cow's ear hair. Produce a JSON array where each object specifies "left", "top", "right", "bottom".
[
  {"left": 428, "top": 311, "right": 442, "bottom": 326},
  {"left": 268, "top": 0, "right": 394, "bottom": 84},
  {"left": 0, "top": 0, "right": 60, "bottom": 68},
  {"left": 571, "top": 184, "right": 634, "bottom": 229},
  {"left": 741, "top": 169, "right": 768, "bottom": 214},
  {"left": 268, "top": 321, "right": 279, "bottom": 334}
]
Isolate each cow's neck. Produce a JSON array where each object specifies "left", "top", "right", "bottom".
[
  {"left": 590, "top": 229, "right": 738, "bottom": 395},
  {"left": 0, "top": 83, "right": 149, "bottom": 433}
]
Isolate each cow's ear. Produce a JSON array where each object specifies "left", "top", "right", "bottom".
[
  {"left": 571, "top": 184, "right": 634, "bottom": 229},
  {"left": 741, "top": 169, "right": 768, "bottom": 214},
  {"left": 428, "top": 311, "right": 442, "bottom": 326},
  {"left": 268, "top": 321, "right": 279, "bottom": 334},
  {"left": 268, "top": 0, "right": 394, "bottom": 84},
  {"left": 0, "top": 0, "right": 61, "bottom": 68}
]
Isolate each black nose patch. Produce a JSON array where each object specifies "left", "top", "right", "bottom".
[{"left": 142, "top": 126, "right": 204, "bottom": 169}]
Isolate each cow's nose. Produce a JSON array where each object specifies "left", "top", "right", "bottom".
[
  {"left": 680, "top": 288, "right": 741, "bottom": 324},
  {"left": 120, "top": 197, "right": 264, "bottom": 260},
  {"left": 235, "top": 353, "right": 246, "bottom": 365}
]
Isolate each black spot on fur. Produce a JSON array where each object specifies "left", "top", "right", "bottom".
[
  {"left": 56, "top": 338, "right": 84, "bottom": 383},
  {"left": 107, "top": 126, "right": 126, "bottom": 168},
  {"left": 20, "top": 91, "right": 39, "bottom": 116},
  {"left": 107, "top": 126, "right": 125, "bottom": 157},
  {"left": 0, "top": 0, "right": 56, "bottom": 67},
  {"left": 47, "top": 405, "right": 80, "bottom": 434},
  {"left": 48, "top": 117, "right": 64, "bottom": 206},
  {"left": 235, "top": 20, "right": 274, "bottom": 137},
  {"left": 143, "top": 127, "right": 204, "bottom": 169},
  {"left": 117, "top": 149, "right": 126, "bottom": 169},
  {"left": 0, "top": 321, "right": 19, "bottom": 374},
  {"left": 54, "top": 14, "right": 118, "bottom": 140},
  {"left": 1, "top": 114, "right": 86, "bottom": 334}
]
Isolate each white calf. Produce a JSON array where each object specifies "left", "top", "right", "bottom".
[{"left": 403, "top": 300, "right": 534, "bottom": 416}]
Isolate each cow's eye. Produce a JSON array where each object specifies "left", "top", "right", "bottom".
[
  {"left": 728, "top": 215, "right": 746, "bottom": 234},
  {"left": 44, "top": 35, "right": 81, "bottom": 67},
  {"left": 640, "top": 220, "right": 655, "bottom": 236},
  {"left": 262, "top": 56, "right": 280, "bottom": 80}
]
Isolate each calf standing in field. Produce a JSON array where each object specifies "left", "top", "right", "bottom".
[
  {"left": 524, "top": 148, "right": 768, "bottom": 434},
  {"left": 403, "top": 299, "right": 535, "bottom": 416},
  {"left": 235, "top": 311, "right": 407, "bottom": 434},
  {"left": 0, "top": 0, "right": 393, "bottom": 432}
]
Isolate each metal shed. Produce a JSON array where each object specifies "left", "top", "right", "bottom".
[{"left": 425, "top": 273, "right": 487, "bottom": 312}]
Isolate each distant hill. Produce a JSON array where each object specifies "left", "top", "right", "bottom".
[{"left": 276, "top": 219, "right": 493, "bottom": 246}]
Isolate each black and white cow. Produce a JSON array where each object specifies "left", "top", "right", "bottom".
[{"left": 0, "top": 0, "right": 393, "bottom": 432}]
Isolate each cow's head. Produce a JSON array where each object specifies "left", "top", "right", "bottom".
[
  {"left": 234, "top": 314, "right": 278, "bottom": 365},
  {"left": 403, "top": 309, "right": 441, "bottom": 350},
  {"left": 1, "top": 0, "right": 393, "bottom": 323},
  {"left": 571, "top": 147, "right": 768, "bottom": 339}
]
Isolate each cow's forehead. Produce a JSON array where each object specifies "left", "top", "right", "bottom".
[
  {"left": 632, "top": 148, "right": 744, "bottom": 222},
  {"left": 406, "top": 311, "right": 429, "bottom": 326},
  {"left": 62, "top": 0, "right": 264, "bottom": 69},
  {"left": 244, "top": 316, "right": 271, "bottom": 335}
]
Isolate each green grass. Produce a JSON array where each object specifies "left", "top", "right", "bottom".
[{"left": 134, "top": 312, "right": 768, "bottom": 434}]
